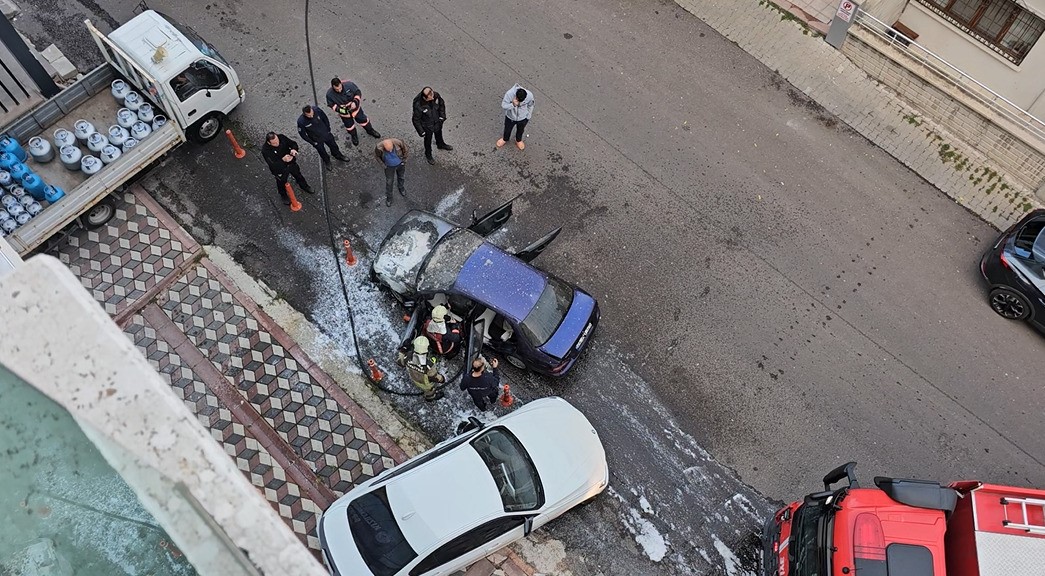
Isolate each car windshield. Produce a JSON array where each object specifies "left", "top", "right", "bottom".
[
  {"left": 346, "top": 487, "right": 418, "bottom": 576},
  {"left": 518, "top": 277, "right": 574, "bottom": 347},
  {"left": 790, "top": 498, "right": 832, "bottom": 576},
  {"left": 471, "top": 427, "right": 544, "bottom": 512},
  {"left": 417, "top": 229, "right": 484, "bottom": 293},
  {"left": 157, "top": 11, "right": 230, "bottom": 65}
]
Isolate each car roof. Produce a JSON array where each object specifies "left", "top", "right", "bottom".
[
  {"left": 385, "top": 439, "right": 504, "bottom": 552},
  {"left": 451, "top": 243, "right": 547, "bottom": 323}
]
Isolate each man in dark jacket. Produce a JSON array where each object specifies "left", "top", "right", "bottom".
[
  {"left": 459, "top": 356, "right": 501, "bottom": 411},
  {"left": 261, "top": 132, "right": 311, "bottom": 205},
  {"left": 411, "top": 87, "right": 453, "bottom": 164},
  {"left": 297, "top": 105, "right": 347, "bottom": 169},
  {"left": 326, "top": 77, "right": 381, "bottom": 147}
]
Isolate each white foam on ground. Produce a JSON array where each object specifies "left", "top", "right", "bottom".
[
  {"left": 611, "top": 487, "right": 668, "bottom": 563},
  {"left": 712, "top": 534, "right": 753, "bottom": 576}
]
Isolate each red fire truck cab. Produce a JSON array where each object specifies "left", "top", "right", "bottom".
[{"left": 761, "top": 462, "right": 1045, "bottom": 576}]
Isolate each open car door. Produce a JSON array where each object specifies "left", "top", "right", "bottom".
[
  {"left": 399, "top": 303, "right": 426, "bottom": 351},
  {"left": 465, "top": 317, "right": 486, "bottom": 369},
  {"left": 468, "top": 195, "right": 519, "bottom": 237},
  {"left": 514, "top": 227, "right": 562, "bottom": 263}
]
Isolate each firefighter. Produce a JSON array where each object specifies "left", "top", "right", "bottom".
[
  {"left": 325, "top": 77, "right": 381, "bottom": 147},
  {"left": 423, "top": 305, "right": 462, "bottom": 356},
  {"left": 396, "top": 336, "right": 445, "bottom": 402}
]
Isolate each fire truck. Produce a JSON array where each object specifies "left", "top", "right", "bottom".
[{"left": 762, "top": 462, "right": 1045, "bottom": 576}]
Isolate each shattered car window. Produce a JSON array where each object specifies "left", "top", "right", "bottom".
[{"left": 417, "top": 229, "right": 484, "bottom": 294}]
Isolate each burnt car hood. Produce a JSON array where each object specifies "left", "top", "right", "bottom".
[{"left": 372, "top": 211, "right": 456, "bottom": 297}]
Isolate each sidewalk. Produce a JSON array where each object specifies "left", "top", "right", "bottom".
[
  {"left": 55, "top": 186, "right": 536, "bottom": 575},
  {"left": 676, "top": 0, "right": 1043, "bottom": 229}
]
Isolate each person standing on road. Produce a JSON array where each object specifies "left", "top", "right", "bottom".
[
  {"left": 326, "top": 77, "right": 381, "bottom": 147},
  {"left": 374, "top": 138, "right": 408, "bottom": 206},
  {"left": 496, "top": 84, "right": 535, "bottom": 150},
  {"left": 261, "top": 132, "right": 311, "bottom": 205},
  {"left": 459, "top": 356, "right": 501, "bottom": 411},
  {"left": 397, "top": 336, "right": 445, "bottom": 402},
  {"left": 297, "top": 104, "right": 348, "bottom": 169},
  {"left": 411, "top": 87, "right": 453, "bottom": 164}
]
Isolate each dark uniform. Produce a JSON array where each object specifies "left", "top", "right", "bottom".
[
  {"left": 326, "top": 79, "right": 380, "bottom": 146},
  {"left": 297, "top": 105, "right": 346, "bottom": 167},
  {"left": 261, "top": 134, "right": 311, "bottom": 203},
  {"left": 411, "top": 88, "right": 453, "bottom": 162}
]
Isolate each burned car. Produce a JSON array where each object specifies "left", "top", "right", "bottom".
[{"left": 371, "top": 200, "right": 599, "bottom": 376}]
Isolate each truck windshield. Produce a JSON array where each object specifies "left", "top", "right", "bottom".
[
  {"left": 790, "top": 498, "right": 832, "bottom": 576},
  {"left": 157, "top": 11, "right": 230, "bottom": 65}
]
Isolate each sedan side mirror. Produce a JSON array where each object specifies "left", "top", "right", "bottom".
[{"left": 523, "top": 516, "right": 534, "bottom": 536}]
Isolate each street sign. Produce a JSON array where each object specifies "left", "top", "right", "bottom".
[{"left": 826, "top": 0, "right": 860, "bottom": 49}]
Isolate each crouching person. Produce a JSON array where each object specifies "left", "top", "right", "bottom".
[{"left": 397, "top": 336, "right": 445, "bottom": 401}]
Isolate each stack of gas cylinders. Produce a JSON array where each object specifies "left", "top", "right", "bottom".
[{"left": 0, "top": 78, "right": 167, "bottom": 238}]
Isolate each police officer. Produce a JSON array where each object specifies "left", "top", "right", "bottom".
[
  {"left": 326, "top": 77, "right": 381, "bottom": 147},
  {"left": 297, "top": 104, "right": 348, "bottom": 169},
  {"left": 261, "top": 132, "right": 311, "bottom": 205},
  {"left": 411, "top": 86, "right": 453, "bottom": 164}
]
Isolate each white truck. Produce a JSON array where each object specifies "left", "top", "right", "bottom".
[{"left": 0, "top": 9, "right": 243, "bottom": 255}]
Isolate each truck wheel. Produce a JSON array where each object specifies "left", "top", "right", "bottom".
[
  {"left": 188, "top": 113, "right": 224, "bottom": 144},
  {"left": 84, "top": 199, "right": 116, "bottom": 229}
]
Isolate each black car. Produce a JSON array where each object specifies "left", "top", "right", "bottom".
[{"left": 980, "top": 208, "right": 1045, "bottom": 332}]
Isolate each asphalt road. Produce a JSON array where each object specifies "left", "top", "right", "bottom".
[{"left": 18, "top": 0, "right": 1045, "bottom": 574}]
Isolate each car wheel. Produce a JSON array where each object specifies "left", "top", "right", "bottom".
[
  {"left": 187, "top": 113, "right": 224, "bottom": 143},
  {"left": 505, "top": 354, "right": 527, "bottom": 370},
  {"left": 989, "top": 287, "right": 1031, "bottom": 320}
]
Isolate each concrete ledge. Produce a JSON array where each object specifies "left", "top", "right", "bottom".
[{"left": 0, "top": 0, "right": 19, "bottom": 20}]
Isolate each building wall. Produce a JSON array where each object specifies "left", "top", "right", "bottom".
[{"left": 895, "top": 1, "right": 1045, "bottom": 117}]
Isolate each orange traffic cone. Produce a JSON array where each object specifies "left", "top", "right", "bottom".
[
  {"left": 343, "top": 239, "right": 358, "bottom": 266},
  {"left": 225, "top": 129, "right": 246, "bottom": 159},
  {"left": 284, "top": 182, "right": 302, "bottom": 212},
  {"left": 367, "top": 358, "right": 384, "bottom": 382},
  {"left": 498, "top": 383, "right": 514, "bottom": 408}
]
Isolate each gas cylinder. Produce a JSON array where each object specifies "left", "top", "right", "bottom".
[
  {"left": 0, "top": 134, "right": 27, "bottom": 162},
  {"left": 116, "top": 108, "right": 137, "bottom": 129},
  {"left": 123, "top": 91, "right": 143, "bottom": 112},
  {"left": 137, "top": 103, "right": 155, "bottom": 123},
  {"left": 6, "top": 202, "right": 24, "bottom": 217},
  {"left": 15, "top": 211, "right": 31, "bottom": 225},
  {"left": 43, "top": 185, "right": 65, "bottom": 203},
  {"left": 99, "top": 144, "right": 122, "bottom": 164},
  {"left": 86, "top": 132, "right": 108, "bottom": 153},
  {"left": 152, "top": 115, "right": 167, "bottom": 131},
  {"left": 73, "top": 119, "right": 95, "bottom": 143},
  {"left": 130, "top": 121, "right": 152, "bottom": 141},
  {"left": 0, "top": 152, "right": 18, "bottom": 171},
  {"left": 59, "top": 145, "right": 82, "bottom": 171},
  {"left": 9, "top": 162, "right": 32, "bottom": 182},
  {"left": 111, "top": 79, "right": 130, "bottom": 103},
  {"left": 18, "top": 194, "right": 34, "bottom": 208},
  {"left": 21, "top": 173, "right": 46, "bottom": 200},
  {"left": 0, "top": 171, "right": 11, "bottom": 188},
  {"left": 107, "top": 125, "right": 129, "bottom": 147},
  {"left": 1, "top": 217, "right": 16, "bottom": 234},
  {"left": 25, "top": 200, "right": 42, "bottom": 216},
  {"left": 1, "top": 194, "right": 16, "bottom": 208},
  {"left": 121, "top": 138, "right": 139, "bottom": 152},
  {"left": 53, "top": 128, "right": 76, "bottom": 149},
  {"left": 80, "top": 155, "right": 103, "bottom": 176},
  {"left": 0, "top": 209, "right": 10, "bottom": 222},
  {"left": 28, "top": 136, "right": 54, "bottom": 163},
  {"left": 9, "top": 184, "right": 26, "bottom": 199}
]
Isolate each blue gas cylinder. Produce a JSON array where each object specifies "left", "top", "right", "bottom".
[
  {"left": 0, "top": 152, "right": 18, "bottom": 171},
  {"left": 0, "top": 134, "right": 27, "bottom": 162},
  {"left": 43, "top": 185, "right": 65, "bottom": 203},
  {"left": 21, "top": 172, "right": 47, "bottom": 201},
  {"left": 9, "top": 162, "right": 32, "bottom": 182}
]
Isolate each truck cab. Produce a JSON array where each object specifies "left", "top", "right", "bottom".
[
  {"left": 95, "top": 9, "right": 243, "bottom": 142},
  {"left": 763, "top": 462, "right": 1045, "bottom": 576}
]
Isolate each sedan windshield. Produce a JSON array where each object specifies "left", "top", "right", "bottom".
[
  {"left": 471, "top": 428, "right": 544, "bottom": 512},
  {"left": 518, "top": 277, "right": 573, "bottom": 347},
  {"left": 790, "top": 499, "right": 832, "bottom": 576},
  {"left": 346, "top": 487, "right": 418, "bottom": 576}
]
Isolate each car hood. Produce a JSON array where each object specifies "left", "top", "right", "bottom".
[
  {"left": 373, "top": 211, "right": 455, "bottom": 296},
  {"left": 507, "top": 398, "right": 607, "bottom": 503},
  {"left": 539, "top": 290, "right": 597, "bottom": 359}
]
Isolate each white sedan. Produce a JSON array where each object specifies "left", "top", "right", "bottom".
[{"left": 318, "top": 397, "right": 609, "bottom": 576}]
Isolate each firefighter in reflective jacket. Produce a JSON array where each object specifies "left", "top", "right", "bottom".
[
  {"left": 423, "top": 305, "right": 462, "bottom": 356},
  {"left": 397, "top": 336, "right": 445, "bottom": 402}
]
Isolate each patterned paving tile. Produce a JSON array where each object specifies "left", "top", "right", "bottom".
[
  {"left": 158, "top": 265, "right": 396, "bottom": 495},
  {"left": 55, "top": 191, "right": 196, "bottom": 316},
  {"left": 123, "top": 313, "right": 324, "bottom": 551}
]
